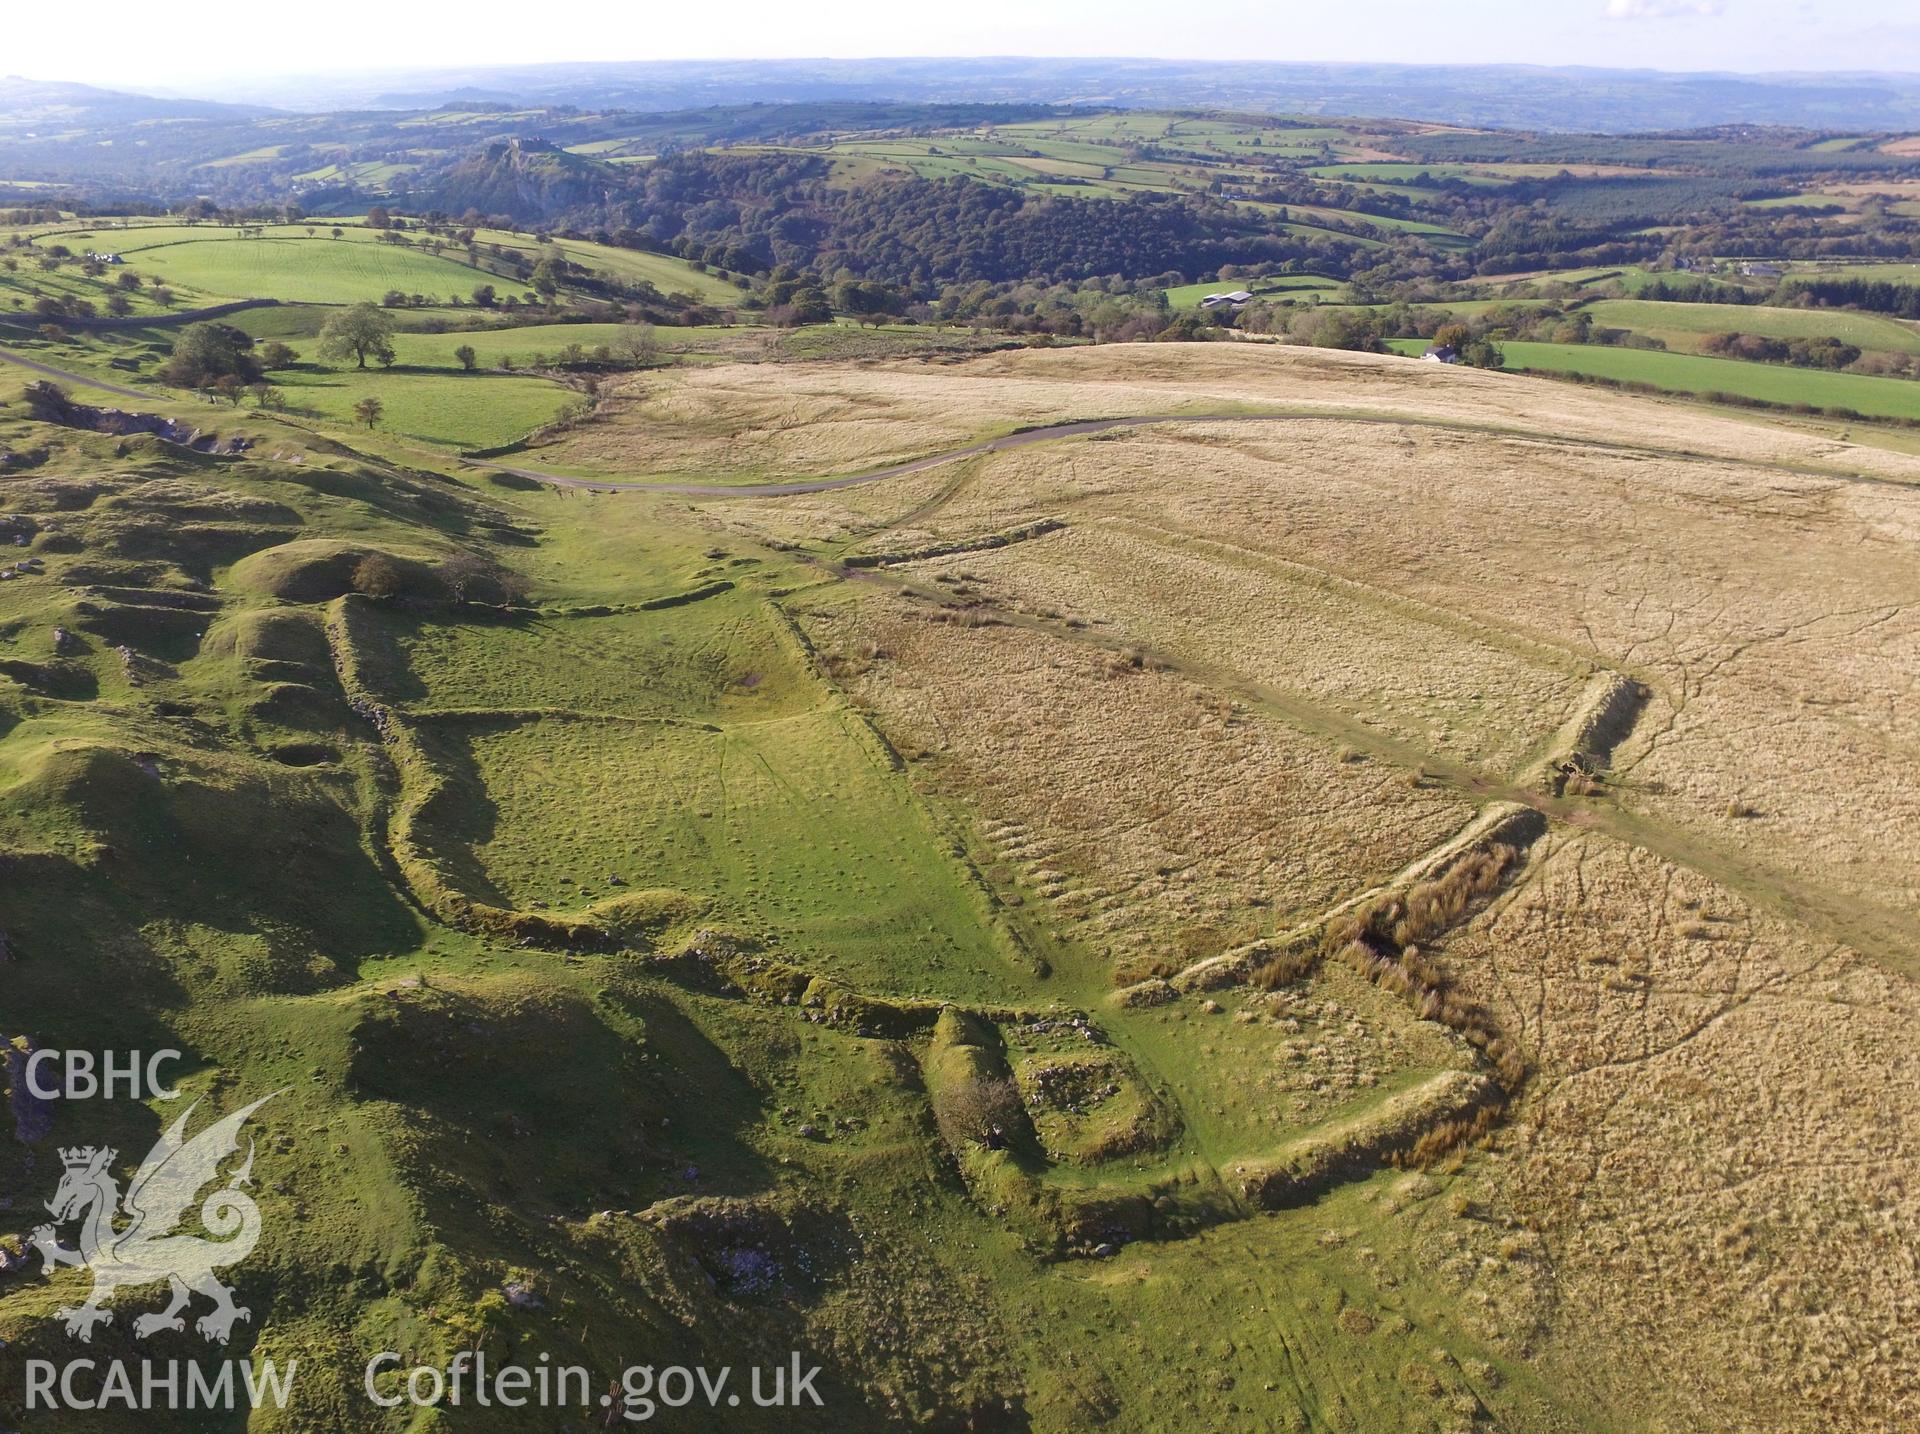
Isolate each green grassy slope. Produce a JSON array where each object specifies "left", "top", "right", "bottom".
[
  {"left": 1495, "top": 340, "right": 1920, "bottom": 419},
  {"left": 469, "top": 229, "right": 749, "bottom": 306},
  {"left": 112, "top": 232, "right": 511, "bottom": 306},
  {"left": 1384, "top": 334, "right": 1920, "bottom": 419},
  {"left": 1584, "top": 298, "right": 1920, "bottom": 355}
]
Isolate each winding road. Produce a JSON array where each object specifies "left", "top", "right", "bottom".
[
  {"left": 0, "top": 343, "right": 1345, "bottom": 495},
  {"left": 7, "top": 343, "right": 1906, "bottom": 503}
]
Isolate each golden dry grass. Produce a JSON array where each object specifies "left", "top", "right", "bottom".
[
  {"left": 888, "top": 518, "right": 1589, "bottom": 772},
  {"left": 798, "top": 591, "right": 1475, "bottom": 984},
  {"left": 679, "top": 348, "right": 1920, "bottom": 931},
  {"left": 565, "top": 342, "right": 1920, "bottom": 1428},
  {"left": 1441, "top": 832, "right": 1920, "bottom": 1430},
  {"left": 545, "top": 343, "right": 1920, "bottom": 483}
]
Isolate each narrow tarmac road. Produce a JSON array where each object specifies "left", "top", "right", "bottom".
[{"left": 0, "top": 344, "right": 154, "bottom": 403}]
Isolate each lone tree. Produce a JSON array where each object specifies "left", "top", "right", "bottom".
[
  {"left": 159, "top": 322, "right": 260, "bottom": 388},
  {"left": 318, "top": 303, "right": 396, "bottom": 369},
  {"left": 353, "top": 396, "right": 384, "bottom": 429},
  {"left": 453, "top": 344, "right": 478, "bottom": 372},
  {"left": 530, "top": 257, "right": 560, "bottom": 304},
  {"left": 438, "top": 551, "right": 530, "bottom": 605},
  {"left": 1459, "top": 337, "right": 1505, "bottom": 370},
  {"left": 614, "top": 323, "right": 659, "bottom": 368}
]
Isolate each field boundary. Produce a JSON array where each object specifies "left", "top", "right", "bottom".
[{"left": 0, "top": 297, "right": 282, "bottom": 333}]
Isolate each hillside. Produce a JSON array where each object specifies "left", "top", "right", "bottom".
[
  {"left": 4, "top": 50, "right": 1920, "bottom": 1429},
  {"left": 421, "top": 138, "right": 624, "bottom": 224},
  {"left": 0, "top": 333, "right": 1916, "bottom": 1428},
  {"left": 102, "top": 59, "right": 1920, "bottom": 133}
]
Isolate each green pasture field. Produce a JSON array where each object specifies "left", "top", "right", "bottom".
[
  {"left": 1346, "top": 298, "right": 1551, "bottom": 322},
  {"left": 199, "top": 144, "right": 293, "bottom": 169},
  {"left": 1308, "top": 163, "right": 1507, "bottom": 187},
  {"left": 0, "top": 262, "right": 196, "bottom": 321},
  {"left": 387, "top": 322, "right": 643, "bottom": 368},
  {"left": 367, "top": 586, "right": 1016, "bottom": 997},
  {"left": 9, "top": 330, "right": 577, "bottom": 449},
  {"left": 1230, "top": 201, "right": 1468, "bottom": 246},
  {"left": 780, "top": 116, "right": 1389, "bottom": 208},
  {"left": 563, "top": 138, "right": 635, "bottom": 156},
  {"left": 222, "top": 303, "right": 484, "bottom": 340},
  {"left": 999, "top": 155, "right": 1165, "bottom": 185},
  {"left": 292, "top": 159, "right": 421, "bottom": 185},
  {"left": 1781, "top": 260, "right": 1920, "bottom": 283},
  {"left": 1279, "top": 219, "right": 1387, "bottom": 247},
  {"left": 1, "top": 217, "right": 167, "bottom": 249},
  {"left": 392, "top": 107, "right": 552, "bottom": 130},
  {"left": 1273, "top": 203, "right": 1465, "bottom": 240},
  {"left": 468, "top": 228, "right": 749, "bottom": 305},
  {"left": 1313, "top": 178, "right": 1464, "bottom": 208},
  {"left": 820, "top": 139, "right": 1164, "bottom": 193},
  {"left": 1584, "top": 298, "right": 1920, "bottom": 355},
  {"left": 1744, "top": 192, "right": 1858, "bottom": 210},
  {"left": 107, "top": 229, "right": 509, "bottom": 305},
  {"left": 1463, "top": 265, "right": 1658, "bottom": 293},
  {"left": 384, "top": 320, "right": 861, "bottom": 372},
  {"left": 998, "top": 114, "right": 1359, "bottom": 160},
  {"left": 1492, "top": 340, "right": 1920, "bottom": 420},
  {"left": 271, "top": 366, "right": 575, "bottom": 448}
]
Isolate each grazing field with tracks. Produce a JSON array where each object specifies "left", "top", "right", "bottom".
[
  {"left": 2, "top": 331, "right": 1916, "bottom": 1433},
  {"left": 111, "top": 228, "right": 512, "bottom": 304}
]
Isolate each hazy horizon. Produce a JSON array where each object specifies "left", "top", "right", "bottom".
[{"left": 7, "top": 0, "right": 1918, "bottom": 93}]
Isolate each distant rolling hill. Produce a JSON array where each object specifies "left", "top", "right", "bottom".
[
  {"left": 0, "top": 75, "right": 275, "bottom": 129},
  {"left": 136, "top": 57, "right": 1920, "bottom": 133}
]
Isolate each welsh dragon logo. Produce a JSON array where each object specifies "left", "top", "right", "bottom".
[{"left": 28, "top": 1092, "right": 279, "bottom": 1344}]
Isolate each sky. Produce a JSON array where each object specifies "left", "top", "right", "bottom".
[{"left": 5, "top": 0, "right": 1917, "bottom": 91}]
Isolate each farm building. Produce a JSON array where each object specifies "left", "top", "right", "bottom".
[
  {"left": 1422, "top": 344, "right": 1460, "bottom": 364},
  {"left": 1199, "top": 290, "right": 1254, "bottom": 310}
]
